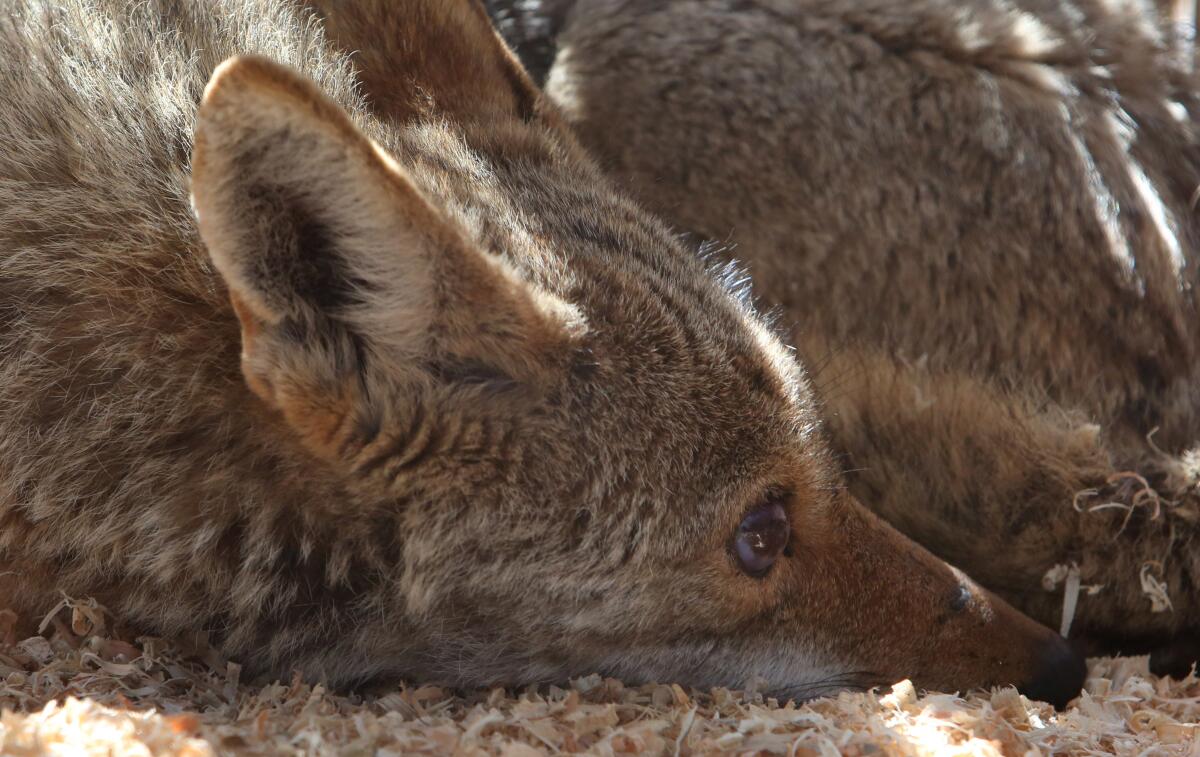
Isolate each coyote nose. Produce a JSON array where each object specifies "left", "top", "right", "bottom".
[{"left": 1018, "top": 635, "right": 1087, "bottom": 709}]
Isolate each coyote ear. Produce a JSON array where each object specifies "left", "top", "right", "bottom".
[
  {"left": 307, "top": 0, "right": 543, "bottom": 123},
  {"left": 192, "top": 56, "right": 430, "bottom": 335},
  {"left": 192, "top": 57, "right": 578, "bottom": 457}
]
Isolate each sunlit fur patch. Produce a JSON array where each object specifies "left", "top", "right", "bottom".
[{"left": 696, "top": 238, "right": 808, "bottom": 408}]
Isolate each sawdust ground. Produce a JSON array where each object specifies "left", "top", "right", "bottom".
[{"left": 1, "top": 599, "right": 1199, "bottom": 755}]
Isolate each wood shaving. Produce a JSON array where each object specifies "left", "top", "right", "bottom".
[
  {"left": 1061, "top": 564, "right": 1083, "bottom": 638},
  {"left": 2, "top": 602, "right": 1200, "bottom": 754},
  {"left": 1041, "top": 563, "right": 1104, "bottom": 638},
  {"left": 1140, "top": 562, "right": 1175, "bottom": 613}
]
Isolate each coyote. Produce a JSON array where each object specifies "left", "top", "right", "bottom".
[
  {"left": 0, "top": 0, "right": 1082, "bottom": 706},
  {"left": 485, "top": 0, "right": 1200, "bottom": 673}
]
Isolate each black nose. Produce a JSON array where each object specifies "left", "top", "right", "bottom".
[{"left": 1018, "top": 636, "right": 1087, "bottom": 709}]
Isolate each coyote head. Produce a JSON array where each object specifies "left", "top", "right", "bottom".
[{"left": 189, "top": 0, "right": 1082, "bottom": 706}]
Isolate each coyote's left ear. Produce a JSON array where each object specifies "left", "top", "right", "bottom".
[
  {"left": 306, "top": 0, "right": 543, "bottom": 123},
  {"left": 191, "top": 56, "right": 581, "bottom": 460}
]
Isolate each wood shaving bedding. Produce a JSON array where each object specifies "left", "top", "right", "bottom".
[{"left": 1, "top": 600, "right": 1199, "bottom": 755}]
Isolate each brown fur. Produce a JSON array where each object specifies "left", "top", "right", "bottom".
[
  {"left": 0, "top": 0, "right": 1078, "bottom": 701},
  {"left": 536, "top": 0, "right": 1200, "bottom": 652}
]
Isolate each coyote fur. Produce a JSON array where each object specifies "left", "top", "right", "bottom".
[{"left": 0, "top": 0, "right": 1084, "bottom": 705}]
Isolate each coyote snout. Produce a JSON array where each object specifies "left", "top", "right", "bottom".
[
  {"left": 750, "top": 492, "right": 1085, "bottom": 707},
  {"left": 0, "top": 0, "right": 1082, "bottom": 706}
]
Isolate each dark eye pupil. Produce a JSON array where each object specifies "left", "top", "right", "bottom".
[{"left": 734, "top": 501, "right": 790, "bottom": 576}]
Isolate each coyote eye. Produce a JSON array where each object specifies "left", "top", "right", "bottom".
[{"left": 734, "top": 500, "right": 790, "bottom": 577}]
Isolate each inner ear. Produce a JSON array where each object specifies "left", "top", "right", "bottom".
[{"left": 240, "top": 182, "right": 367, "bottom": 316}]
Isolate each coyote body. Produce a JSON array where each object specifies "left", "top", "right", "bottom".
[
  {"left": 538, "top": 0, "right": 1200, "bottom": 657},
  {"left": 0, "top": 0, "right": 1082, "bottom": 704}
]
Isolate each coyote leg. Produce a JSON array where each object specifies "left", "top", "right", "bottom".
[{"left": 810, "top": 346, "right": 1200, "bottom": 647}]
